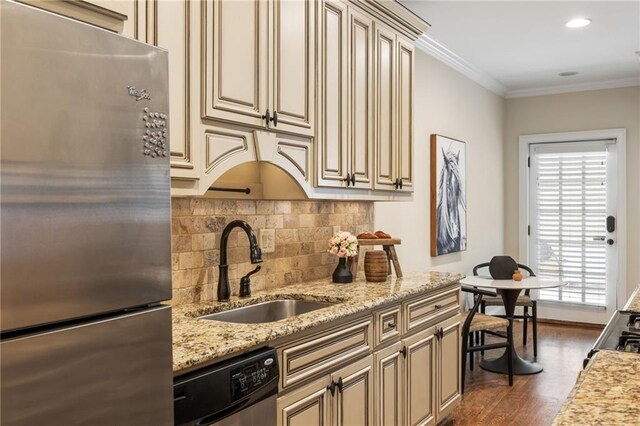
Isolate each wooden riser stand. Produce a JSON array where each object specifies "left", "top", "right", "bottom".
[{"left": 351, "top": 238, "right": 403, "bottom": 279}]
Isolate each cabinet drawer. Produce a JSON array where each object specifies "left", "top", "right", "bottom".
[
  {"left": 374, "top": 305, "right": 401, "bottom": 347},
  {"left": 404, "top": 287, "right": 460, "bottom": 333},
  {"left": 280, "top": 318, "right": 373, "bottom": 389}
]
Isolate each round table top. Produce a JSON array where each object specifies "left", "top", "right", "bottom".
[{"left": 460, "top": 275, "right": 566, "bottom": 291}]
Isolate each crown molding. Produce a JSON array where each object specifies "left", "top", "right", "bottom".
[
  {"left": 505, "top": 77, "right": 640, "bottom": 98},
  {"left": 415, "top": 33, "right": 507, "bottom": 97}
]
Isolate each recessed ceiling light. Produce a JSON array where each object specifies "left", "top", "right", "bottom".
[
  {"left": 559, "top": 71, "right": 579, "bottom": 77},
  {"left": 566, "top": 18, "right": 592, "bottom": 28}
]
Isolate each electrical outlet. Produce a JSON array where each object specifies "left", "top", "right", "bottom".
[
  {"left": 333, "top": 225, "right": 341, "bottom": 236},
  {"left": 259, "top": 229, "right": 275, "bottom": 254}
]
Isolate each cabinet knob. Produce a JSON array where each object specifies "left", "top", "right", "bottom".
[
  {"left": 385, "top": 320, "right": 396, "bottom": 330},
  {"left": 399, "top": 179, "right": 403, "bottom": 189},
  {"left": 327, "top": 380, "right": 337, "bottom": 396},
  {"left": 262, "top": 109, "right": 271, "bottom": 123},
  {"left": 399, "top": 346, "right": 407, "bottom": 358},
  {"left": 271, "top": 110, "right": 278, "bottom": 126},
  {"left": 344, "top": 173, "right": 351, "bottom": 187},
  {"left": 336, "top": 377, "right": 343, "bottom": 394},
  {"left": 350, "top": 174, "right": 356, "bottom": 186}
]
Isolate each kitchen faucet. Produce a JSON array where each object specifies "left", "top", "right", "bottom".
[{"left": 218, "top": 220, "right": 263, "bottom": 302}]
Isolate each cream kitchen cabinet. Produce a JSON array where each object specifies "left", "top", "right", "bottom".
[
  {"left": 395, "top": 35, "right": 415, "bottom": 192},
  {"left": 137, "top": 0, "right": 425, "bottom": 197},
  {"left": 17, "top": 0, "right": 145, "bottom": 38},
  {"left": 316, "top": 1, "right": 374, "bottom": 190},
  {"left": 276, "top": 286, "right": 460, "bottom": 426},
  {"left": 435, "top": 318, "right": 461, "bottom": 420},
  {"left": 145, "top": 0, "right": 196, "bottom": 178},
  {"left": 373, "top": 23, "right": 415, "bottom": 192},
  {"left": 277, "top": 355, "right": 374, "bottom": 426},
  {"left": 374, "top": 317, "right": 460, "bottom": 426},
  {"left": 203, "top": 0, "right": 315, "bottom": 138}
]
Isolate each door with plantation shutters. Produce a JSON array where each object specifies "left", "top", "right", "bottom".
[{"left": 529, "top": 140, "right": 618, "bottom": 323}]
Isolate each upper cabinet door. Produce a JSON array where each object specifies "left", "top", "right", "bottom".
[
  {"left": 152, "top": 0, "right": 197, "bottom": 178},
  {"left": 348, "top": 7, "right": 374, "bottom": 189},
  {"left": 396, "top": 35, "right": 415, "bottom": 192},
  {"left": 270, "top": 0, "right": 315, "bottom": 137},
  {"left": 373, "top": 23, "right": 397, "bottom": 191},
  {"left": 203, "top": 0, "right": 269, "bottom": 128},
  {"left": 316, "top": 0, "right": 348, "bottom": 188}
]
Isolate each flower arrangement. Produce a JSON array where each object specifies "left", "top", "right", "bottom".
[{"left": 327, "top": 232, "right": 358, "bottom": 258}]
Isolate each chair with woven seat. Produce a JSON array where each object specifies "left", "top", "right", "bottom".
[
  {"left": 474, "top": 256, "right": 538, "bottom": 357},
  {"left": 461, "top": 286, "right": 513, "bottom": 393}
]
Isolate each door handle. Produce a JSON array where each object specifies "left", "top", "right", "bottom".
[{"left": 593, "top": 236, "right": 605, "bottom": 241}]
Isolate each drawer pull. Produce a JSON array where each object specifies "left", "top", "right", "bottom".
[
  {"left": 400, "top": 346, "right": 407, "bottom": 358},
  {"left": 434, "top": 304, "right": 443, "bottom": 309},
  {"left": 336, "top": 377, "right": 343, "bottom": 394},
  {"left": 384, "top": 320, "right": 396, "bottom": 330}
]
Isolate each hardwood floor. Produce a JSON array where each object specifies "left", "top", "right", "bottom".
[{"left": 443, "top": 321, "right": 603, "bottom": 426}]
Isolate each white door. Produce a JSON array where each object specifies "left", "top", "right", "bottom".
[{"left": 529, "top": 140, "right": 618, "bottom": 323}]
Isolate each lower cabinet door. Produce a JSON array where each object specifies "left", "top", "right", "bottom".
[
  {"left": 374, "top": 342, "right": 404, "bottom": 426},
  {"left": 404, "top": 328, "right": 436, "bottom": 426},
  {"left": 277, "top": 376, "right": 332, "bottom": 426},
  {"left": 332, "top": 355, "right": 374, "bottom": 426},
  {"left": 436, "top": 319, "right": 461, "bottom": 421}
]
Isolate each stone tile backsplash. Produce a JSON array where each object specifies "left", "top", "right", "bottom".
[{"left": 171, "top": 199, "right": 374, "bottom": 305}]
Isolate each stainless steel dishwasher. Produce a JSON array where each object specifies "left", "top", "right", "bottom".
[{"left": 174, "top": 348, "right": 279, "bottom": 425}]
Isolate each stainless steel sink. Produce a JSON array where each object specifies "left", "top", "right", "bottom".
[{"left": 199, "top": 299, "right": 337, "bottom": 324}]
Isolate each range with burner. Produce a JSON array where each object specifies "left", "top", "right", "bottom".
[{"left": 586, "top": 312, "right": 640, "bottom": 366}]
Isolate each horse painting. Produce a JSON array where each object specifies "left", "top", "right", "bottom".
[{"left": 430, "top": 135, "right": 467, "bottom": 256}]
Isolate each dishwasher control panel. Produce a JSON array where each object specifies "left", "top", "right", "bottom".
[
  {"left": 230, "top": 353, "right": 278, "bottom": 402},
  {"left": 174, "top": 348, "right": 279, "bottom": 426}
]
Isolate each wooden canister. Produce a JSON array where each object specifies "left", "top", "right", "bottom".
[{"left": 364, "top": 250, "right": 389, "bottom": 282}]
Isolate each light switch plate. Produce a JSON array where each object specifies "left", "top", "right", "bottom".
[
  {"left": 260, "top": 229, "right": 275, "bottom": 254},
  {"left": 333, "top": 225, "right": 341, "bottom": 236}
]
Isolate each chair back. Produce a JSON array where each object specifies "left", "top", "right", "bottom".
[
  {"left": 489, "top": 256, "right": 518, "bottom": 279},
  {"left": 473, "top": 256, "right": 536, "bottom": 279}
]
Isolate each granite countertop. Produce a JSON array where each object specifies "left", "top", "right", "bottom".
[
  {"left": 172, "top": 271, "right": 463, "bottom": 374},
  {"left": 553, "top": 350, "right": 640, "bottom": 425},
  {"left": 623, "top": 285, "right": 640, "bottom": 313}
]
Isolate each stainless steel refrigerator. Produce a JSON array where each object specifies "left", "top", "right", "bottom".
[{"left": 1, "top": 2, "right": 173, "bottom": 424}]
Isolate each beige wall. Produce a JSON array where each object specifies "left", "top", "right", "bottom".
[
  {"left": 504, "top": 86, "right": 640, "bottom": 297},
  {"left": 374, "top": 51, "right": 506, "bottom": 276}
]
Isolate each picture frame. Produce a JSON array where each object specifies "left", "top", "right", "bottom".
[{"left": 430, "top": 134, "right": 467, "bottom": 256}]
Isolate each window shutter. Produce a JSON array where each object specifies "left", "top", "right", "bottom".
[{"left": 532, "top": 146, "right": 608, "bottom": 307}]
